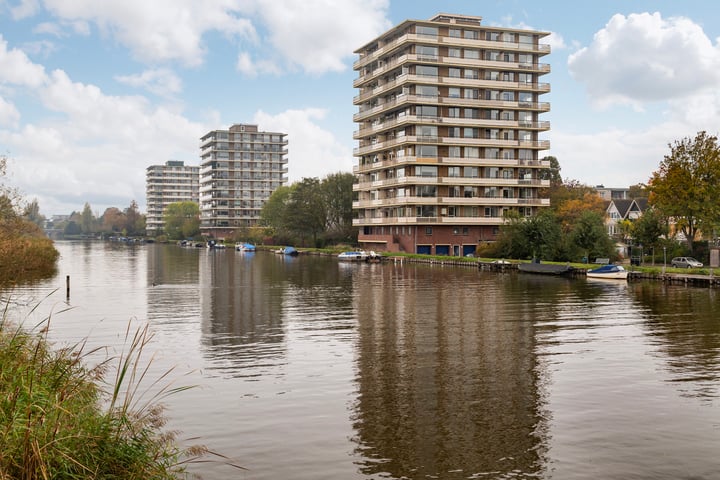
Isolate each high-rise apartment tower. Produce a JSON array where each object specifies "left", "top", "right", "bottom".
[
  {"left": 199, "top": 123, "right": 288, "bottom": 239},
  {"left": 352, "top": 13, "right": 551, "bottom": 255},
  {"left": 145, "top": 160, "right": 199, "bottom": 236}
]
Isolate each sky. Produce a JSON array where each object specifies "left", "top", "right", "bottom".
[{"left": 2, "top": 0, "right": 720, "bottom": 216}]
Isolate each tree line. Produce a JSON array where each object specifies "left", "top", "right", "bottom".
[
  {"left": 0, "top": 156, "right": 59, "bottom": 285},
  {"left": 487, "top": 130, "right": 720, "bottom": 264},
  {"left": 53, "top": 200, "right": 146, "bottom": 237}
]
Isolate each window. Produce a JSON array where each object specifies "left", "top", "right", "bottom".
[
  {"left": 448, "top": 127, "right": 460, "bottom": 138},
  {"left": 501, "top": 91, "right": 514, "bottom": 101},
  {"left": 417, "top": 45, "right": 438, "bottom": 59},
  {"left": 448, "top": 166, "right": 461, "bottom": 177},
  {"left": 464, "top": 108, "right": 479, "bottom": 119},
  {"left": 464, "top": 30, "right": 477, "bottom": 40},
  {"left": 486, "top": 148, "right": 499, "bottom": 159},
  {"left": 464, "top": 49, "right": 480, "bottom": 59},
  {"left": 417, "top": 125, "right": 437, "bottom": 137},
  {"left": 417, "top": 185, "right": 437, "bottom": 197},
  {"left": 417, "top": 105, "right": 438, "bottom": 117},
  {"left": 464, "top": 127, "right": 478, "bottom": 138},
  {"left": 449, "top": 28, "right": 461, "bottom": 38},
  {"left": 448, "top": 87, "right": 461, "bottom": 98},
  {"left": 448, "top": 146, "right": 461, "bottom": 158},
  {"left": 416, "top": 165, "right": 438, "bottom": 176},
  {"left": 488, "top": 109, "right": 500, "bottom": 120},
  {"left": 448, "top": 48, "right": 461, "bottom": 58},
  {"left": 464, "top": 166, "right": 479, "bottom": 178},
  {"left": 464, "top": 186, "right": 478, "bottom": 198},
  {"left": 485, "top": 167, "right": 499, "bottom": 178},
  {"left": 465, "top": 146, "right": 480, "bottom": 158},
  {"left": 417, "top": 26, "right": 438, "bottom": 36},
  {"left": 464, "top": 88, "right": 478, "bottom": 99},
  {"left": 448, "top": 67, "right": 461, "bottom": 78},
  {"left": 464, "top": 69, "right": 478, "bottom": 79},
  {"left": 417, "top": 85, "right": 439, "bottom": 97},
  {"left": 448, "top": 107, "right": 460, "bottom": 118},
  {"left": 425, "top": 226, "right": 433, "bottom": 235},
  {"left": 519, "top": 92, "right": 533, "bottom": 103},
  {"left": 416, "top": 65, "right": 438, "bottom": 76},
  {"left": 486, "top": 71, "right": 500, "bottom": 80}
]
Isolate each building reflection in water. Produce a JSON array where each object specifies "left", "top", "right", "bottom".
[
  {"left": 350, "top": 264, "right": 551, "bottom": 479},
  {"left": 631, "top": 283, "right": 720, "bottom": 398}
]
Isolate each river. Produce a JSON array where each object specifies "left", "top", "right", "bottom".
[{"left": 6, "top": 240, "right": 720, "bottom": 479}]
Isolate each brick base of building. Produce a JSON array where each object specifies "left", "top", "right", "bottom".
[{"left": 358, "top": 224, "right": 499, "bottom": 255}]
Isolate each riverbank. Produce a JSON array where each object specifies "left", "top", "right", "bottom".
[{"left": 0, "top": 315, "right": 200, "bottom": 478}]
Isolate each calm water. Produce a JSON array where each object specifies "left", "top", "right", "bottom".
[{"left": 6, "top": 241, "right": 720, "bottom": 479}]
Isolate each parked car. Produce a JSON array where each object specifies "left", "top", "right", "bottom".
[{"left": 670, "top": 256, "right": 703, "bottom": 268}]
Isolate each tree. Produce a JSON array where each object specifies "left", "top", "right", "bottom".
[
  {"left": 554, "top": 190, "right": 605, "bottom": 233},
  {"left": 648, "top": 131, "right": 720, "bottom": 252},
  {"left": 539, "top": 155, "right": 562, "bottom": 188},
  {"left": 163, "top": 201, "right": 200, "bottom": 240},
  {"left": 321, "top": 172, "right": 355, "bottom": 242},
  {"left": 260, "top": 185, "right": 293, "bottom": 237},
  {"left": 570, "top": 210, "right": 614, "bottom": 263},
  {"left": 101, "top": 207, "right": 126, "bottom": 234},
  {"left": 125, "top": 200, "right": 144, "bottom": 236},
  {"left": 23, "top": 198, "right": 45, "bottom": 228},
  {"left": 81, "top": 202, "right": 95, "bottom": 234},
  {"left": 628, "top": 183, "right": 649, "bottom": 199},
  {"left": 632, "top": 207, "right": 669, "bottom": 256},
  {"left": 285, "top": 177, "right": 326, "bottom": 246}
]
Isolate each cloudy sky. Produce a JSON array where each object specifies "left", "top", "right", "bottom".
[{"left": 2, "top": 0, "right": 720, "bottom": 216}]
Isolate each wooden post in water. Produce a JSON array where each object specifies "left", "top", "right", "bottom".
[{"left": 66, "top": 275, "right": 70, "bottom": 299}]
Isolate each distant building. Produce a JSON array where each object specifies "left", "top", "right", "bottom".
[
  {"left": 199, "top": 123, "right": 288, "bottom": 239},
  {"left": 596, "top": 186, "right": 630, "bottom": 201},
  {"left": 145, "top": 160, "right": 200, "bottom": 236},
  {"left": 352, "top": 13, "right": 551, "bottom": 255}
]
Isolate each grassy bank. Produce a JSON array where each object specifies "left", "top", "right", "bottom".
[{"left": 0, "top": 309, "right": 210, "bottom": 479}]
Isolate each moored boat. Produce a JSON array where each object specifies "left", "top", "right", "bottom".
[
  {"left": 278, "top": 246, "right": 299, "bottom": 256},
  {"left": 518, "top": 261, "right": 575, "bottom": 276},
  {"left": 338, "top": 251, "right": 368, "bottom": 261},
  {"left": 235, "top": 242, "right": 256, "bottom": 252},
  {"left": 586, "top": 264, "right": 628, "bottom": 280}
]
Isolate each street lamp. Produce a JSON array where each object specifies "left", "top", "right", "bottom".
[{"left": 663, "top": 246, "right": 667, "bottom": 274}]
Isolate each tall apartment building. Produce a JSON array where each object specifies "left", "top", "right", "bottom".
[
  {"left": 145, "top": 160, "right": 199, "bottom": 235},
  {"left": 353, "top": 13, "right": 551, "bottom": 255},
  {"left": 199, "top": 123, "right": 288, "bottom": 239}
]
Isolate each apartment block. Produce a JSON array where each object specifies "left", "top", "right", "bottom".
[
  {"left": 145, "top": 160, "right": 199, "bottom": 235},
  {"left": 199, "top": 123, "right": 288, "bottom": 239},
  {"left": 353, "top": 13, "right": 551, "bottom": 255}
]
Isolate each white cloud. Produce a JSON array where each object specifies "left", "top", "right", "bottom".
[
  {"left": 10, "top": 0, "right": 39, "bottom": 19},
  {"left": 33, "top": 22, "right": 65, "bottom": 37},
  {"left": 0, "top": 35, "right": 48, "bottom": 87},
  {"left": 253, "top": 108, "right": 353, "bottom": 183},
  {"left": 236, "top": 51, "right": 282, "bottom": 77},
  {"left": 42, "top": 0, "right": 257, "bottom": 67},
  {"left": 545, "top": 31, "right": 566, "bottom": 50},
  {"left": 568, "top": 12, "right": 720, "bottom": 107},
  {"left": 253, "top": 0, "right": 392, "bottom": 74},
  {"left": 115, "top": 68, "right": 183, "bottom": 97},
  {"left": 0, "top": 96, "right": 20, "bottom": 127}
]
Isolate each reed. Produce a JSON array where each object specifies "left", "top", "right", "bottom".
[{"left": 0, "top": 300, "right": 241, "bottom": 479}]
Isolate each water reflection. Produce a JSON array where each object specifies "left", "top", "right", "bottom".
[
  {"left": 632, "top": 283, "right": 720, "bottom": 398},
  {"left": 195, "top": 251, "right": 358, "bottom": 378},
  {"left": 352, "top": 265, "right": 549, "bottom": 479}
]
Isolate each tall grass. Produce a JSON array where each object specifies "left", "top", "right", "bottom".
[{"left": 0, "top": 300, "right": 241, "bottom": 479}]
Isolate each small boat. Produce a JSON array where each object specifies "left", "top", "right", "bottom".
[
  {"left": 518, "top": 261, "right": 575, "bottom": 276},
  {"left": 586, "top": 264, "right": 628, "bottom": 280},
  {"left": 207, "top": 240, "right": 226, "bottom": 249},
  {"left": 235, "top": 242, "right": 256, "bottom": 252},
  {"left": 338, "top": 251, "right": 368, "bottom": 261},
  {"left": 279, "top": 246, "right": 299, "bottom": 256}
]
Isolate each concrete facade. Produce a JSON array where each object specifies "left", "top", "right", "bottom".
[
  {"left": 145, "top": 160, "right": 199, "bottom": 236},
  {"left": 352, "top": 13, "right": 551, "bottom": 254},
  {"left": 199, "top": 124, "right": 288, "bottom": 239}
]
